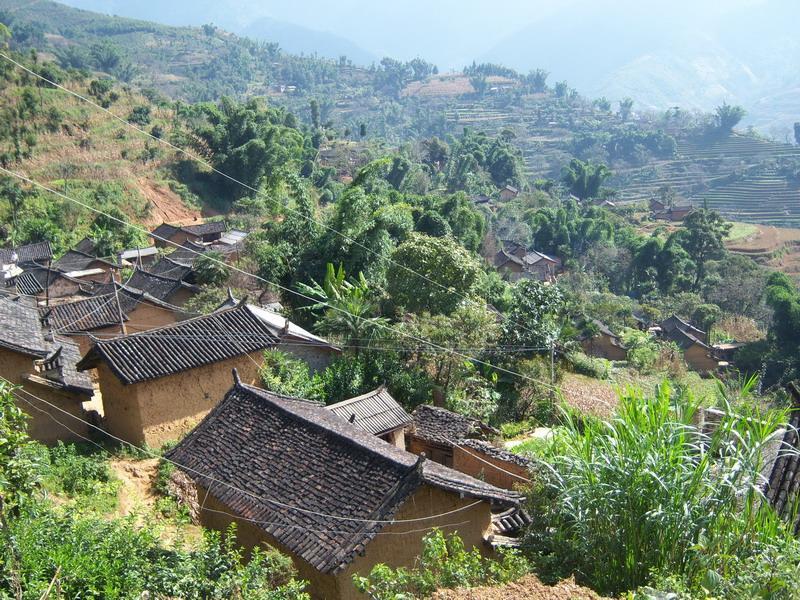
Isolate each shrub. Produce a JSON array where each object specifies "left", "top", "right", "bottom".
[
  {"left": 353, "top": 530, "right": 528, "bottom": 599},
  {"left": 3, "top": 509, "right": 309, "bottom": 599},
  {"left": 566, "top": 351, "right": 610, "bottom": 379},
  {"left": 45, "top": 442, "right": 112, "bottom": 497}
]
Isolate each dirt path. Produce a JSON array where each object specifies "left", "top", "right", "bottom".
[
  {"left": 110, "top": 457, "right": 160, "bottom": 517},
  {"left": 432, "top": 575, "right": 608, "bottom": 599}
]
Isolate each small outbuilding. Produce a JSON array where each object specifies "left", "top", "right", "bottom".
[
  {"left": 327, "top": 385, "right": 412, "bottom": 448},
  {"left": 408, "top": 404, "right": 499, "bottom": 467},
  {"left": 0, "top": 295, "right": 93, "bottom": 443}
]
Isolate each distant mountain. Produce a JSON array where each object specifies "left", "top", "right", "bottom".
[
  {"left": 239, "top": 18, "right": 375, "bottom": 65},
  {"left": 482, "top": 0, "right": 799, "bottom": 138},
  {"left": 55, "top": 0, "right": 375, "bottom": 65}
]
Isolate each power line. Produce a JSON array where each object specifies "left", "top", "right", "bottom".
[
  {"left": 0, "top": 165, "right": 562, "bottom": 391},
  {"left": 5, "top": 378, "right": 493, "bottom": 526},
  {"left": 0, "top": 50, "right": 545, "bottom": 342},
  {"left": 10, "top": 388, "right": 477, "bottom": 537}
]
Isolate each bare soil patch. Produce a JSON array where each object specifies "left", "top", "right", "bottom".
[
  {"left": 136, "top": 179, "right": 203, "bottom": 227},
  {"left": 110, "top": 457, "right": 160, "bottom": 517},
  {"left": 725, "top": 224, "right": 800, "bottom": 253},
  {"left": 431, "top": 575, "right": 608, "bottom": 600},
  {"left": 559, "top": 374, "right": 618, "bottom": 417}
]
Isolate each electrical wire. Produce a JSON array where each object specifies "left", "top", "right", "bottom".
[
  {"left": 4, "top": 377, "right": 495, "bottom": 525},
  {"left": 0, "top": 164, "right": 563, "bottom": 391},
  {"left": 10, "top": 388, "right": 478, "bottom": 537},
  {"left": 0, "top": 50, "right": 546, "bottom": 343}
]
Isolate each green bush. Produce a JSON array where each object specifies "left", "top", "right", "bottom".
[
  {"left": 353, "top": 530, "right": 528, "bottom": 599},
  {"left": 3, "top": 509, "right": 309, "bottom": 599},
  {"left": 566, "top": 351, "right": 610, "bottom": 379},
  {"left": 45, "top": 442, "right": 112, "bottom": 497}
]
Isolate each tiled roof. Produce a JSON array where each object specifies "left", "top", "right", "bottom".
[
  {"left": 664, "top": 327, "right": 709, "bottom": 350},
  {"left": 14, "top": 271, "right": 44, "bottom": 296},
  {"left": 151, "top": 223, "right": 181, "bottom": 240},
  {"left": 164, "top": 241, "right": 208, "bottom": 266},
  {"left": 0, "top": 296, "right": 92, "bottom": 394},
  {"left": 0, "top": 242, "right": 53, "bottom": 265},
  {"left": 183, "top": 221, "right": 227, "bottom": 236},
  {"left": 52, "top": 250, "right": 98, "bottom": 273},
  {"left": 661, "top": 315, "right": 706, "bottom": 340},
  {"left": 119, "top": 246, "right": 158, "bottom": 261},
  {"left": 40, "top": 294, "right": 124, "bottom": 333},
  {"left": 148, "top": 257, "right": 193, "bottom": 281},
  {"left": 0, "top": 295, "right": 50, "bottom": 356},
  {"left": 411, "top": 405, "right": 499, "bottom": 447},
  {"left": 74, "top": 238, "right": 97, "bottom": 255},
  {"left": 76, "top": 303, "right": 279, "bottom": 384},
  {"left": 126, "top": 269, "right": 186, "bottom": 302},
  {"left": 327, "top": 386, "right": 412, "bottom": 435},
  {"left": 166, "top": 381, "right": 520, "bottom": 574},
  {"left": 458, "top": 439, "right": 533, "bottom": 469}
]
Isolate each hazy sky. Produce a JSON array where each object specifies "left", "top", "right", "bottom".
[{"left": 61, "top": 0, "right": 779, "bottom": 69}]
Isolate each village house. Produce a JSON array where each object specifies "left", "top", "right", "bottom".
[
  {"left": 327, "top": 386, "right": 412, "bottom": 448},
  {"left": 118, "top": 246, "right": 160, "bottom": 269},
  {"left": 124, "top": 268, "right": 200, "bottom": 307},
  {"left": 452, "top": 439, "right": 533, "bottom": 491},
  {"left": 578, "top": 319, "right": 628, "bottom": 361},
  {"left": 39, "top": 284, "right": 184, "bottom": 355},
  {"left": 408, "top": 404, "right": 499, "bottom": 467},
  {"left": 51, "top": 249, "right": 117, "bottom": 283},
  {"left": 660, "top": 315, "right": 708, "bottom": 344},
  {"left": 499, "top": 184, "right": 519, "bottom": 201},
  {"left": 76, "top": 303, "right": 279, "bottom": 447},
  {"left": 0, "top": 295, "right": 93, "bottom": 443},
  {"left": 0, "top": 241, "right": 53, "bottom": 269},
  {"left": 152, "top": 221, "right": 228, "bottom": 248},
  {"left": 5, "top": 266, "right": 92, "bottom": 301},
  {"left": 660, "top": 320, "right": 718, "bottom": 373},
  {"left": 216, "top": 291, "right": 340, "bottom": 372},
  {"left": 494, "top": 243, "right": 562, "bottom": 282},
  {"left": 166, "top": 378, "right": 522, "bottom": 600}
]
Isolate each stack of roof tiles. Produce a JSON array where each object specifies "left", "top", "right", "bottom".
[
  {"left": 766, "top": 382, "right": 800, "bottom": 533},
  {"left": 166, "top": 381, "right": 520, "bottom": 574},
  {"left": 77, "top": 303, "right": 279, "bottom": 384},
  {"left": 327, "top": 386, "right": 412, "bottom": 436},
  {"left": 411, "top": 405, "right": 499, "bottom": 447}
]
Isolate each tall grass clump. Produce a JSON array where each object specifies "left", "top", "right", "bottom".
[{"left": 525, "top": 382, "right": 800, "bottom": 597}]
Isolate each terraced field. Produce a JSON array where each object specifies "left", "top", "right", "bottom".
[{"left": 612, "top": 135, "right": 800, "bottom": 227}]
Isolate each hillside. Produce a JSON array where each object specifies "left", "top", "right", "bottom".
[{"left": 3, "top": 0, "right": 800, "bottom": 229}]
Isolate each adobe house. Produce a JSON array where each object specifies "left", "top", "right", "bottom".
[
  {"left": 166, "top": 379, "right": 522, "bottom": 600},
  {"left": 76, "top": 303, "right": 279, "bottom": 447},
  {"left": 152, "top": 221, "right": 228, "bottom": 248},
  {"left": 126, "top": 268, "right": 200, "bottom": 307},
  {"left": 499, "top": 184, "right": 519, "bottom": 201},
  {"left": 578, "top": 319, "right": 628, "bottom": 361},
  {"left": 0, "top": 241, "right": 53, "bottom": 268},
  {"left": 52, "top": 249, "right": 117, "bottom": 283},
  {"left": 661, "top": 315, "right": 708, "bottom": 344},
  {"left": 664, "top": 327, "right": 719, "bottom": 373},
  {"left": 0, "top": 296, "right": 93, "bottom": 443},
  {"left": 408, "top": 405, "right": 499, "bottom": 467},
  {"left": 40, "top": 285, "right": 183, "bottom": 355},
  {"left": 452, "top": 439, "right": 532, "bottom": 491},
  {"left": 494, "top": 243, "right": 562, "bottom": 283},
  {"left": 215, "top": 291, "right": 340, "bottom": 372},
  {"left": 327, "top": 386, "right": 412, "bottom": 448}
]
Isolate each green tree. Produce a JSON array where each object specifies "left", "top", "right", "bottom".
[
  {"left": 90, "top": 41, "right": 122, "bottom": 71},
  {"left": 297, "top": 263, "right": 388, "bottom": 351},
  {"left": 500, "top": 279, "right": 564, "bottom": 351},
  {"left": 193, "top": 250, "right": 231, "bottom": 286},
  {"left": 715, "top": 102, "right": 746, "bottom": 133},
  {"left": 386, "top": 234, "right": 481, "bottom": 314},
  {"left": 527, "top": 68, "right": 549, "bottom": 93},
  {"left": 618, "top": 97, "right": 634, "bottom": 121},
  {"left": 673, "top": 209, "right": 731, "bottom": 289},
  {"left": 561, "top": 159, "right": 611, "bottom": 200}
]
